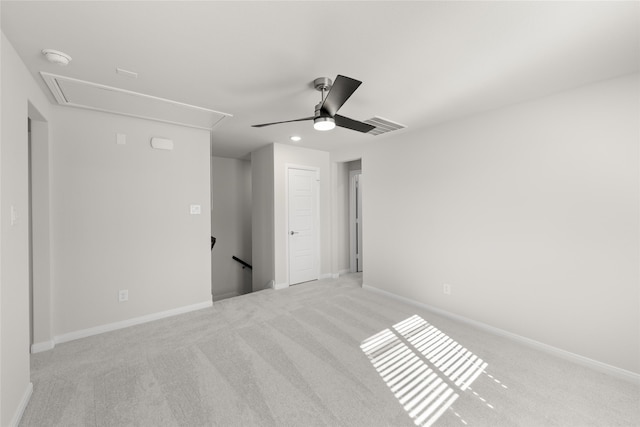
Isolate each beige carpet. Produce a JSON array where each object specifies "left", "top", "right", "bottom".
[{"left": 21, "top": 274, "right": 639, "bottom": 426}]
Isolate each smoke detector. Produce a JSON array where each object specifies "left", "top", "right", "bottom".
[{"left": 42, "top": 49, "right": 72, "bottom": 66}]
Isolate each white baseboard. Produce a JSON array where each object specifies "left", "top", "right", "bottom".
[
  {"left": 363, "top": 284, "right": 640, "bottom": 384},
  {"left": 54, "top": 300, "right": 213, "bottom": 346},
  {"left": 213, "top": 291, "right": 240, "bottom": 301},
  {"left": 31, "top": 339, "right": 55, "bottom": 354},
  {"left": 9, "top": 382, "right": 33, "bottom": 427},
  {"left": 327, "top": 270, "right": 351, "bottom": 279},
  {"left": 319, "top": 273, "right": 333, "bottom": 280},
  {"left": 273, "top": 282, "right": 289, "bottom": 290}
]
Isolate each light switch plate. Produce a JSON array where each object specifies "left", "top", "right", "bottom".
[
  {"left": 190, "top": 205, "right": 201, "bottom": 215},
  {"left": 10, "top": 205, "right": 18, "bottom": 226},
  {"left": 116, "top": 133, "right": 126, "bottom": 145}
]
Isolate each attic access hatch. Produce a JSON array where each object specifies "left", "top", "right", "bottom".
[{"left": 41, "top": 72, "right": 231, "bottom": 130}]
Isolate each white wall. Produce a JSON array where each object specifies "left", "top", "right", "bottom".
[
  {"left": 363, "top": 74, "right": 639, "bottom": 374},
  {"left": 1, "top": 32, "right": 52, "bottom": 427},
  {"left": 251, "top": 144, "right": 274, "bottom": 291},
  {"left": 273, "top": 143, "right": 330, "bottom": 287},
  {"left": 50, "top": 107, "right": 212, "bottom": 336},
  {"left": 211, "top": 156, "right": 251, "bottom": 300},
  {"left": 0, "top": 22, "right": 3, "bottom": 427}
]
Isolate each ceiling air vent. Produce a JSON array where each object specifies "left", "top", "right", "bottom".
[
  {"left": 363, "top": 116, "right": 406, "bottom": 136},
  {"left": 40, "top": 72, "right": 232, "bottom": 130}
]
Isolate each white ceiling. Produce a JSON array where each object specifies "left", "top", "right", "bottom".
[{"left": 2, "top": 1, "right": 638, "bottom": 159}]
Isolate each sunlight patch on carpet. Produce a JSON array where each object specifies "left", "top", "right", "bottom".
[
  {"left": 361, "top": 315, "right": 500, "bottom": 426},
  {"left": 393, "top": 315, "right": 488, "bottom": 391},
  {"left": 361, "top": 328, "right": 458, "bottom": 426}
]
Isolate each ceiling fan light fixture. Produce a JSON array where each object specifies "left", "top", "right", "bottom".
[{"left": 313, "top": 116, "right": 335, "bottom": 131}]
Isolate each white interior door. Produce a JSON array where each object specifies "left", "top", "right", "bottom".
[{"left": 288, "top": 168, "right": 319, "bottom": 285}]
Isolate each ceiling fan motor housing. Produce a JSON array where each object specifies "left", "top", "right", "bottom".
[
  {"left": 314, "top": 102, "right": 329, "bottom": 118},
  {"left": 314, "top": 77, "right": 333, "bottom": 119}
]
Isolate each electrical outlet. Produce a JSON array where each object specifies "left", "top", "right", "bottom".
[
  {"left": 443, "top": 283, "right": 451, "bottom": 295},
  {"left": 118, "top": 289, "right": 128, "bottom": 302}
]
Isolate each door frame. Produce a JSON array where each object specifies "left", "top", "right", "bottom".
[
  {"left": 285, "top": 164, "right": 320, "bottom": 286},
  {"left": 28, "top": 103, "right": 53, "bottom": 353}
]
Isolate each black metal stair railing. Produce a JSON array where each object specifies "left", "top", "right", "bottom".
[
  {"left": 212, "top": 236, "right": 251, "bottom": 270},
  {"left": 232, "top": 256, "right": 252, "bottom": 270}
]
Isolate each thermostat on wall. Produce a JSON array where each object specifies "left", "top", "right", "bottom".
[{"left": 150, "top": 137, "right": 173, "bottom": 150}]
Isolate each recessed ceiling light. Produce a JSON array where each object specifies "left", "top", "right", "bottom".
[
  {"left": 42, "top": 49, "right": 72, "bottom": 66},
  {"left": 290, "top": 136, "right": 302, "bottom": 142}
]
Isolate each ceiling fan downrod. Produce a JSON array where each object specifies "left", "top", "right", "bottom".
[{"left": 312, "top": 77, "right": 335, "bottom": 130}]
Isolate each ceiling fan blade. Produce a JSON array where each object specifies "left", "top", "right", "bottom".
[
  {"left": 252, "top": 117, "right": 314, "bottom": 128},
  {"left": 320, "top": 75, "right": 362, "bottom": 117},
  {"left": 334, "top": 115, "right": 375, "bottom": 133}
]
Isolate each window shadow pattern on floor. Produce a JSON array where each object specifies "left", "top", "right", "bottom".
[{"left": 361, "top": 315, "right": 498, "bottom": 426}]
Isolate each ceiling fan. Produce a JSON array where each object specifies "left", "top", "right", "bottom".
[{"left": 252, "top": 75, "right": 375, "bottom": 133}]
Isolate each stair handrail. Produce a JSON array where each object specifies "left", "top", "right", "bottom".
[{"left": 232, "top": 256, "right": 252, "bottom": 270}]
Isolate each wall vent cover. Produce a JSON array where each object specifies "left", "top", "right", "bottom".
[
  {"left": 364, "top": 116, "right": 406, "bottom": 136},
  {"left": 40, "top": 72, "right": 232, "bottom": 130}
]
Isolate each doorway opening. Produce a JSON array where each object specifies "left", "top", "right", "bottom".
[
  {"left": 28, "top": 103, "right": 52, "bottom": 353},
  {"left": 349, "top": 164, "right": 363, "bottom": 273},
  {"left": 28, "top": 118, "right": 34, "bottom": 348},
  {"left": 336, "top": 158, "right": 363, "bottom": 276}
]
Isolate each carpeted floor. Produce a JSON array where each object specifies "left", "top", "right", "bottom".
[{"left": 21, "top": 274, "right": 639, "bottom": 426}]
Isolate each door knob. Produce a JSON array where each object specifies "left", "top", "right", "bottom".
[{"left": 290, "top": 231, "right": 299, "bottom": 235}]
